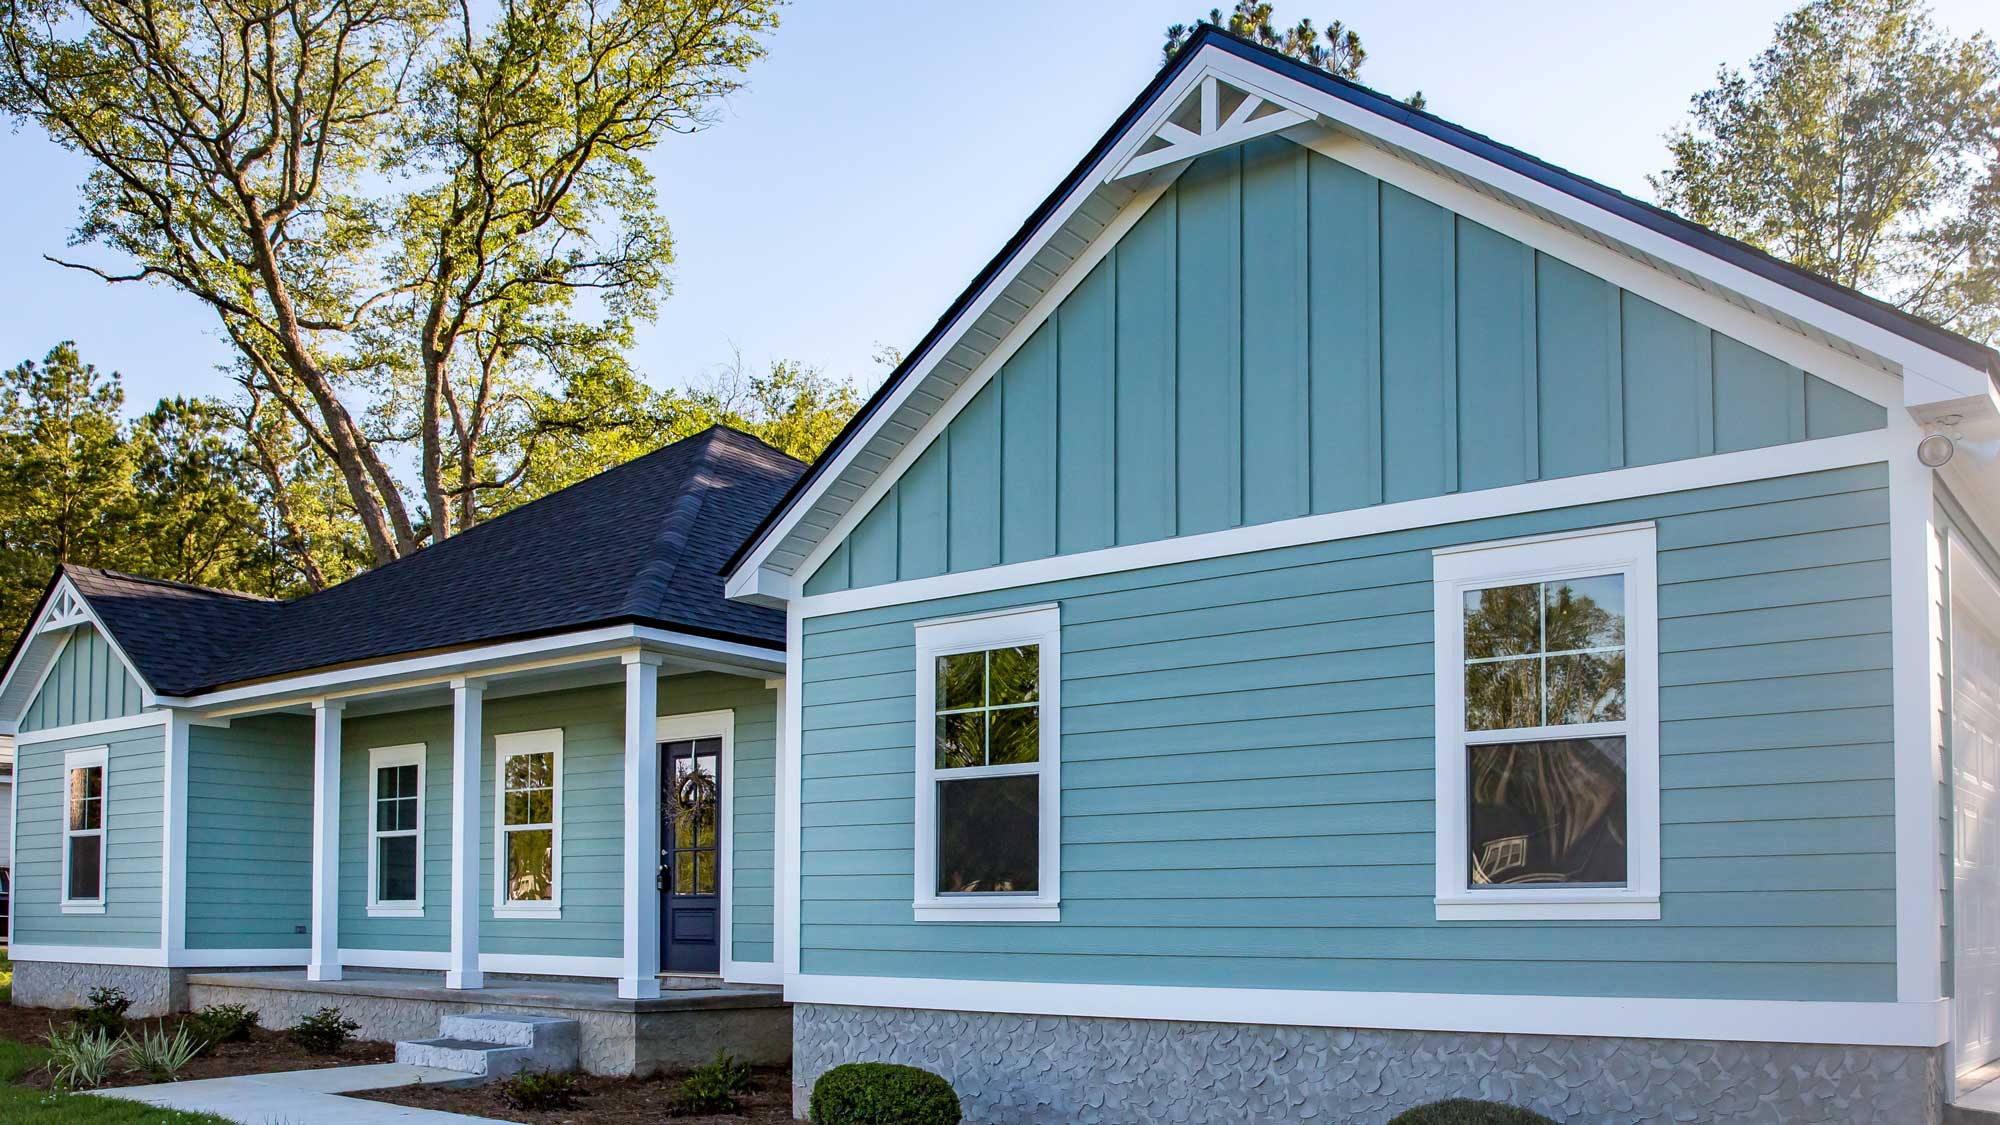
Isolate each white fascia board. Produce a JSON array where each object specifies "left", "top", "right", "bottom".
[
  {"left": 173, "top": 624, "right": 782, "bottom": 715},
  {"left": 724, "top": 565, "right": 797, "bottom": 609},
  {"left": 783, "top": 974, "right": 1949, "bottom": 1049},
  {"left": 1188, "top": 46, "right": 1995, "bottom": 410}
]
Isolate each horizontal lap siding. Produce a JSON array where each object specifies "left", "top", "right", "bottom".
[
  {"left": 341, "top": 707, "right": 453, "bottom": 952},
  {"left": 664, "top": 672, "right": 779, "bottom": 966},
  {"left": 798, "top": 466, "right": 1895, "bottom": 1001},
  {"left": 14, "top": 724, "right": 163, "bottom": 947},
  {"left": 187, "top": 715, "right": 312, "bottom": 949},
  {"left": 22, "top": 626, "right": 144, "bottom": 733},
  {"left": 802, "top": 143, "right": 1889, "bottom": 596}
]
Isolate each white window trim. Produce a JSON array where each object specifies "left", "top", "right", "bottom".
[
  {"left": 913, "top": 603, "right": 1061, "bottom": 923},
  {"left": 492, "top": 729, "right": 563, "bottom": 919},
  {"left": 365, "top": 744, "right": 426, "bottom": 919},
  {"left": 1431, "top": 522, "right": 1661, "bottom": 921},
  {"left": 60, "top": 745, "right": 108, "bottom": 914}
]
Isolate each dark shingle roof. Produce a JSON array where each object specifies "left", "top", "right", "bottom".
[{"left": 66, "top": 425, "right": 803, "bottom": 696}]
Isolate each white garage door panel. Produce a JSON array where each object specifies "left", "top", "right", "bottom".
[{"left": 1955, "top": 539, "right": 2000, "bottom": 1080}]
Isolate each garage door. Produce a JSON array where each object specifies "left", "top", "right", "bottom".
[{"left": 1955, "top": 538, "right": 2000, "bottom": 1080}]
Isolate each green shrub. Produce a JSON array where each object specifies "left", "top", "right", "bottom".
[
  {"left": 44, "top": 1022, "right": 120, "bottom": 1091},
  {"left": 71, "top": 986, "right": 133, "bottom": 1038},
  {"left": 1387, "top": 1100, "right": 1559, "bottom": 1125},
  {"left": 809, "top": 1062, "right": 961, "bottom": 1125},
  {"left": 122, "top": 1023, "right": 202, "bottom": 1083},
  {"left": 183, "top": 1004, "right": 259, "bottom": 1051},
  {"left": 500, "top": 1068, "right": 586, "bottom": 1111},
  {"left": 288, "top": 1007, "right": 360, "bottom": 1054},
  {"left": 671, "top": 1049, "right": 757, "bottom": 1114}
]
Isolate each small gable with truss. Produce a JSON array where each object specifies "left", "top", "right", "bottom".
[
  {"left": 1, "top": 572, "right": 154, "bottom": 734},
  {"left": 802, "top": 136, "right": 1888, "bottom": 595}
]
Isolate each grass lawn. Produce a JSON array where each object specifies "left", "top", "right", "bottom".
[{"left": 0, "top": 952, "right": 235, "bottom": 1124}]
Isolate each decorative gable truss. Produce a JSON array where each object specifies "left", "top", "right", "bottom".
[
  {"left": 1109, "top": 71, "right": 1313, "bottom": 182},
  {"left": 41, "top": 585, "right": 90, "bottom": 634}
]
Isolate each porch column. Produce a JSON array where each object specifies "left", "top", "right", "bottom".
[
  {"left": 620, "top": 652, "right": 664, "bottom": 999},
  {"left": 308, "top": 700, "right": 343, "bottom": 982},
  {"left": 447, "top": 677, "right": 485, "bottom": 989}
]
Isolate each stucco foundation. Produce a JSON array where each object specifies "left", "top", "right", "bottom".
[
  {"left": 794, "top": 1003, "right": 1944, "bottom": 1124},
  {"left": 13, "top": 961, "right": 187, "bottom": 1017},
  {"left": 185, "top": 970, "right": 790, "bottom": 1077}
]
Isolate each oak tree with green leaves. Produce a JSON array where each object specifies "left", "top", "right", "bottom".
[{"left": 1654, "top": 0, "right": 2000, "bottom": 344}]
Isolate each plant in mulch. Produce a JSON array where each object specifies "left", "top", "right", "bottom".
[
  {"left": 1388, "top": 1100, "right": 1559, "bottom": 1125},
  {"left": 44, "top": 1022, "right": 121, "bottom": 1091},
  {"left": 183, "top": 1003, "right": 259, "bottom": 1053},
  {"left": 670, "top": 1049, "right": 757, "bottom": 1115},
  {"left": 71, "top": 985, "right": 134, "bottom": 1038},
  {"left": 288, "top": 1006, "right": 361, "bottom": 1054},
  {"left": 500, "top": 1068, "right": 587, "bottom": 1111},
  {"left": 122, "top": 1023, "right": 203, "bottom": 1083},
  {"left": 808, "top": 1062, "right": 961, "bottom": 1125}
]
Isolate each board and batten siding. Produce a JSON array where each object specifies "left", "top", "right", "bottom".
[
  {"left": 21, "top": 625, "right": 145, "bottom": 733},
  {"left": 797, "top": 465, "right": 1895, "bottom": 1002},
  {"left": 13, "top": 723, "right": 163, "bottom": 947},
  {"left": 803, "top": 139, "right": 1887, "bottom": 596},
  {"left": 186, "top": 715, "right": 313, "bottom": 950},
  {"left": 334, "top": 672, "right": 777, "bottom": 966}
]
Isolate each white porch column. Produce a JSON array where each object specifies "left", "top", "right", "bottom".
[
  {"left": 308, "top": 700, "right": 343, "bottom": 982},
  {"left": 620, "top": 653, "right": 664, "bottom": 1000},
  {"left": 447, "top": 678, "right": 485, "bottom": 989}
]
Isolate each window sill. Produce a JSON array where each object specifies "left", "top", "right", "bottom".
[
  {"left": 494, "top": 903, "right": 561, "bottom": 920},
  {"left": 1435, "top": 894, "right": 1659, "bottom": 921},
  {"left": 913, "top": 899, "right": 1059, "bottom": 923},
  {"left": 367, "top": 905, "right": 424, "bottom": 919},
  {"left": 60, "top": 901, "right": 106, "bottom": 915}
]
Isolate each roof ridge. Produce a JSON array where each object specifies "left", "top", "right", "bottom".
[
  {"left": 64, "top": 564, "right": 278, "bottom": 603},
  {"left": 620, "top": 430, "right": 728, "bottom": 619}
]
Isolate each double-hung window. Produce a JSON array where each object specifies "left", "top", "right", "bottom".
[
  {"left": 367, "top": 745, "right": 424, "bottom": 917},
  {"left": 1432, "top": 523, "right": 1660, "bottom": 920},
  {"left": 914, "top": 604, "right": 1061, "bottom": 922},
  {"left": 493, "top": 729, "right": 562, "bottom": 918},
  {"left": 61, "top": 746, "right": 107, "bottom": 912}
]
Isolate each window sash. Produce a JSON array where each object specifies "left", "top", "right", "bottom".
[
  {"left": 367, "top": 748, "right": 424, "bottom": 910},
  {"left": 61, "top": 754, "right": 107, "bottom": 908},
  {"left": 493, "top": 733, "right": 562, "bottom": 911}
]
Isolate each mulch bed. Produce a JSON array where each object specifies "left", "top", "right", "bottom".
[
  {"left": 0, "top": 1001, "right": 393, "bottom": 1088},
  {"left": 352, "top": 1064, "right": 796, "bottom": 1124}
]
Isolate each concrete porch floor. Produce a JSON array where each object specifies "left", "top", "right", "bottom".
[{"left": 185, "top": 969, "right": 790, "bottom": 1077}]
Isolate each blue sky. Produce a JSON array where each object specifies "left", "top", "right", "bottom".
[{"left": 0, "top": 0, "right": 1992, "bottom": 414}]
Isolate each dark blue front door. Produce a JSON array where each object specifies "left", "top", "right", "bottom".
[{"left": 661, "top": 738, "right": 721, "bottom": 973}]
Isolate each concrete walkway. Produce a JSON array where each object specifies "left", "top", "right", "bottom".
[{"left": 97, "top": 1062, "right": 511, "bottom": 1124}]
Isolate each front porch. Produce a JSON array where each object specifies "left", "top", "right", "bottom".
[{"left": 186, "top": 968, "right": 790, "bottom": 1078}]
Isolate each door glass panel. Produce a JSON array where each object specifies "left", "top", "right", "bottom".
[{"left": 663, "top": 740, "right": 721, "bottom": 897}]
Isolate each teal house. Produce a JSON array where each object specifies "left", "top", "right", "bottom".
[
  {"left": 0, "top": 426, "right": 798, "bottom": 1074},
  {"left": 725, "top": 27, "right": 2000, "bottom": 1124}
]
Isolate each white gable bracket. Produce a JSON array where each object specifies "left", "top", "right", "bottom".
[{"left": 1108, "top": 70, "right": 1313, "bottom": 182}]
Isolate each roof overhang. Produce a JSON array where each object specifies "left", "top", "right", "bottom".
[
  {"left": 726, "top": 29, "right": 2000, "bottom": 605},
  {"left": 0, "top": 573, "right": 160, "bottom": 733}
]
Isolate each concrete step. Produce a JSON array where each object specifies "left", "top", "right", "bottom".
[{"left": 394, "top": 1011, "right": 580, "bottom": 1081}]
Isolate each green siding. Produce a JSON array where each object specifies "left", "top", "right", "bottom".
[
  {"left": 663, "top": 672, "right": 779, "bottom": 965},
  {"left": 22, "top": 626, "right": 144, "bottom": 732},
  {"left": 186, "top": 715, "right": 313, "bottom": 950},
  {"left": 804, "top": 142, "right": 1889, "bottom": 595},
  {"left": 797, "top": 466, "right": 1896, "bottom": 1001},
  {"left": 14, "top": 724, "right": 163, "bottom": 947}
]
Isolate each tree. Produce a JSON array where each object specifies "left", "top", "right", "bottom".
[
  {"left": 0, "top": 0, "right": 781, "bottom": 562},
  {"left": 127, "top": 397, "right": 279, "bottom": 594},
  {"left": 1654, "top": 0, "right": 2000, "bottom": 344},
  {"left": 1162, "top": 2, "right": 1424, "bottom": 108}
]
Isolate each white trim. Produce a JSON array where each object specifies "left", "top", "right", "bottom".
[
  {"left": 1430, "top": 524, "right": 1661, "bottom": 920},
  {"left": 782, "top": 973, "right": 1950, "bottom": 1049},
  {"left": 13, "top": 943, "right": 164, "bottom": 966},
  {"left": 175, "top": 625, "right": 781, "bottom": 714},
  {"left": 446, "top": 680, "right": 483, "bottom": 989},
  {"left": 1889, "top": 411, "right": 1946, "bottom": 1004},
  {"left": 333, "top": 948, "right": 624, "bottom": 979},
  {"left": 912, "top": 604, "right": 1062, "bottom": 922},
  {"left": 658, "top": 708, "right": 740, "bottom": 981},
  {"left": 307, "top": 700, "right": 343, "bottom": 982},
  {"left": 178, "top": 948, "right": 309, "bottom": 968},
  {"left": 16, "top": 711, "right": 168, "bottom": 746},
  {"left": 161, "top": 712, "right": 189, "bottom": 958},
  {"left": 492, "top": 727, "right": 563, "bottom": 917},
  {"left": 796, "top": 430, "right": 1892, "bottom": 620},
  {"left": 365, "top": 743, "right": 427, "bottom": 918},
  {"left": 620, "top": 653, "right": 664, "bottom": 1000},
  {"left": 783, "top": 608, "right": 803, "bottom": 979},
  {"left": 765, "top": 673, "right": 788, "bottom": 986},
  {"left": 58, "top": 745, "right": 107, "bottom": 912}
]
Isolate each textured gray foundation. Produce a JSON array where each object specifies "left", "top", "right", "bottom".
[
  {"left": 12, "top": 961, "right": 187, "bottom": 1017},
  {"left": 185, "top": 970, "right": 790, "bottom": 1077},
  {"left": 795, "top": 1003, "right": 1944, "bottom": 1124}
]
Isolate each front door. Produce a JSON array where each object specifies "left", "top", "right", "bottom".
[
  {"left": 1956, "top": 539, "right": 2000, "bottom": 1083},
  {"left": 661, "top": 737, "right": 722, "bottom": 973}
]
